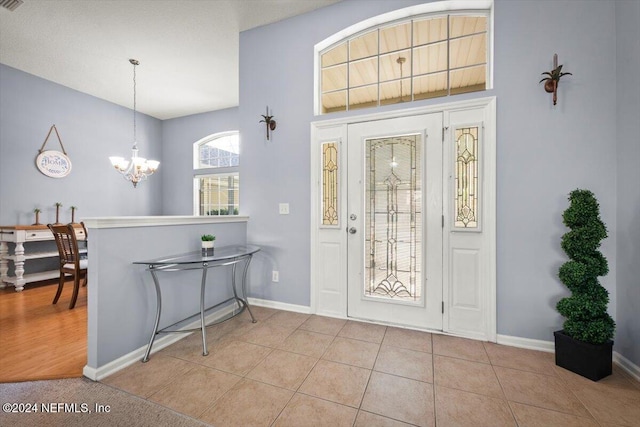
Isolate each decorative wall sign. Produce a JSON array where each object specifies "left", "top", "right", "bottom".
[
  {"left": 36, "top": 150, "right": 72, "bottom": 178},
  {"left": 36, "top": 125, "right": 72, "bottom": 178}
]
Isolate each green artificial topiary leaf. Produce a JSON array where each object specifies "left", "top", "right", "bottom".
[
  {"left": 563, "top": 316, "right": 616, "bottom": 345},
  {"left": 556, "top": 189, "right": 614, "bottom": 344}
]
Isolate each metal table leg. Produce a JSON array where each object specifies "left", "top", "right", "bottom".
[
  {"left": 139, "top": 249, "right": 259, "bottom": 362},
  {"left": 200, "top": 264, "right": 209, "bottom": 356},
  {"left": 142, "top": 268, "right": 162, "bottom": 362},
  {"left": 240, "top": 255, "right": 256, "bottom": 323}
]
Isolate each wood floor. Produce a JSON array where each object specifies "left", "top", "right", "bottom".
[{"left": 0, "top": 279, "right": 87, "bottom": 383}]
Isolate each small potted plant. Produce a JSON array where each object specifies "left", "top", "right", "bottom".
[
  {"left": 201, "top": 234, "right": 215, "bottom": 256},
  {"left": 554, "top": 189, "right": 614, "bottom": 381}
]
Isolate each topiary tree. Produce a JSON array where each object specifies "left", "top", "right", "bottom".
[{"left": 556, "top": 189, "right": 615, "bottom": 344}]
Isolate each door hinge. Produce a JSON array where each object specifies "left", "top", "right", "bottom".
[
  {"left": 442, "top": 301, "right": 444, "bottom": 313},
  {"left": 442, "top": 215, "right": 445, "bottom": 228}
]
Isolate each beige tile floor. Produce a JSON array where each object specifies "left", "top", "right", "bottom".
[{"left": 102, "top": 307, "right": 640, "bottom": 427}]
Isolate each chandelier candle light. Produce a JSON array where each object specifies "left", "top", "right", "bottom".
[{"left": 109, "top": 59, "right": 159, "bottom": 188}]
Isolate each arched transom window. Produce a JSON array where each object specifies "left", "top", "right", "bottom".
[{"left": 319, "top": 12, "right": 489, "bottom": 114}]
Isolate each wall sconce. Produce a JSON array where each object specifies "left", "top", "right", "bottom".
[
  {"left": 259, "top": 106, "right": 276, "bottom": 140},
  {"left": 539, "top": 53, "right": 572, "bottom": 106}
]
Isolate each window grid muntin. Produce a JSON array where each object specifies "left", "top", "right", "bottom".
[
  {"left": 197, "top": 173, "right": 239, "bottom": 216},
  {"left": 320, "top": 12, "right": 488, "bottom": 114},
  {"left": 194, "top": 131, "right": 239, "bottom": 170},
  {"left": 193, "top": 131, "right": 240, "bottom": 216}
]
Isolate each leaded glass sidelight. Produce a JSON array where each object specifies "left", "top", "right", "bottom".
[
  {"left": 322, "top": 142, "right": 339, "bottom": 226},
  {"left": 454, "top": 127, "right": 479, "bottom": 228},
  {"left": 365, "top": 134, "right": 422, "bottom": 302}
]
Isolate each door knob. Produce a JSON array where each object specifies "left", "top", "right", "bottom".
[{"left": 348, "top": 227, "right": 357, "bottom": 234}]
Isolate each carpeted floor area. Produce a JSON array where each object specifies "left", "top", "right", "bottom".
[{"left": 0, "top": 377, "right": 207, "bottom": 427}]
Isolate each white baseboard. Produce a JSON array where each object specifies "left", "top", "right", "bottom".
[
  {"left": 248, "top": 297, "right": 311, "bottom": 314},
  {"left": 83, "top": 304, "right": 238, "bottom": 381},
  {"left": 497, "top": 334, "right": 640, "bottom": 382},
  {"left": 614, "top": 351, "right": 640, "bottom": 382},
  {"left": 496, "top": 334, "right": 555, "bottom": 353}
]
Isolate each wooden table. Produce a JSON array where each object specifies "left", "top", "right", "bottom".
[{"left": 0, "top": 224, "right": 86, "bottom": 291}]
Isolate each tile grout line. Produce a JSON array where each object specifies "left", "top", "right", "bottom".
[
  {"left": 270, "top": 315, "right": 343, "bottom": 426},
  {"left": 483, "top": 341, "right": 522, "bottom": 426},
  {"left": 230, "top": 310, "right": 311, "bottom": 427},
  {"left": 352, "top": 324, "right": 386, "bottom": 423},
  {"left": 189, "top": 308, "right": 280, "bottom": 425},
  {"left": 210, "top": 309, "right": 283, "bottom": 426},
  {"left": 484, "top": 341, "right": 605, "bottom": 425},
  {"left": 111, "top": 309, "right": 638, "bottom": 427},
  {"left": 563, "top": 381, "right": 604, "bottom": 426},
  {"left": 191, "top": 318, "right": 273, "bottom": 422}
]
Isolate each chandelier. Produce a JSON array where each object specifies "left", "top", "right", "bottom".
[{"left": 109, "top": 59, "right": 159, "bottom": 188}]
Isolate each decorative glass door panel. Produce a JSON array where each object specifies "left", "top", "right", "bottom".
[
  {"left": 347, "top": 113, "right": 443, "bottom": 330},
  {"left": 365, "top": 135, "right": 422, "bottom": 303}
]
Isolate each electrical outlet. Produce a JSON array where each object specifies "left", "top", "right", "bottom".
[
  {"left": 279, "top": 203, "right": 290, "bottom": 215},
  {"left": 272, "top": 270, "right": 279, "bottom": 282}
]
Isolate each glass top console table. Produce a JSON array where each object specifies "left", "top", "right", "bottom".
[{"left": 133, "top": 244, "right": 260, "bottom": 362}]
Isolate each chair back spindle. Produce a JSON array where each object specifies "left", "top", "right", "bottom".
[{"left": 47, "top": 223, "right": 87, "bottom": 309}]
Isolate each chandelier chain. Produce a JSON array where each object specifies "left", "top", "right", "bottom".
[{"left": 132, "top": 61, "right": 137, "bottom": 147}]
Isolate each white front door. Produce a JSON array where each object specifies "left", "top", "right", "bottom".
[
  {"left": 312, "top": 98, "right": 496, "bottom": 341},
  {"left": 346, "top": 114, "right": 443, "bottom": 330}
]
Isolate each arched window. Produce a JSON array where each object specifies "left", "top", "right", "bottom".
[
  {"left": 317, "top": 10, "right": 490, "bottom": 114},
  {"left": 193, "top": 131, "right": 239, "bottom": 216}
]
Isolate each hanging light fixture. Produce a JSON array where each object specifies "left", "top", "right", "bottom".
[
  {"left": 397, "top": 56, "right": 406, "bottom": 103},
  {"left": 109, "top": 59, "right": 159, "bottom": 188}
]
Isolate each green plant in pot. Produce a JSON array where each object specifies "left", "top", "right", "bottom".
[
  {"left": 554, "top": 189, "right": 614, "bottom": 381},
  {"left": 201, "top": 234, "right": 215, "bottom": 256}
]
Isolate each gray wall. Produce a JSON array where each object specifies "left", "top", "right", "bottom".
[
  {"left": 161, "top": 107, "right": 238, "bottom": 215},
  {"left": 238, "top": 0, "right": 623, "bottom": 344},
  {"left": 239, "top": 0, "right": 428, "bottom": 306},
  {"left": 615, "top": 0, "right": 640, "bottom": 368},
  {"left": 0, "top": 64, "right": 163, "bottom": 225},
  {"left": 493, "top": 0, "right": 618, "bottom": 340},
  {"left": 87, "top": 220, "right": 248, "bottom": 368}
]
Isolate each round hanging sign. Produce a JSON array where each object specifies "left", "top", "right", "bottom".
[{"left": 36, "top": 150, "right": 72, "bottom": 178}]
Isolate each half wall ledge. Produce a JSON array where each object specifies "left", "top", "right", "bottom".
[{"left": 83, "top": 215, "right": 249, "bottom": 229}]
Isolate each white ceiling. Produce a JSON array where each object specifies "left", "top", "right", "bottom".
[{"left": 0, "top": 0, "right": 341, "bottom": 119}]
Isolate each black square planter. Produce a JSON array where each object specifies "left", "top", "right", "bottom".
[{"left": 554, "top": 330, "right": 613, "bottom": 381}]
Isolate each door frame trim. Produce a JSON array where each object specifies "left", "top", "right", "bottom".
[{"left": 310, "top": 96, "right": 496, "bottom": 341}]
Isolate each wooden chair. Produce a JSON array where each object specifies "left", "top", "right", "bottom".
[{"left": 48, "top": 223, "right": 88, "bottom": 309}]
